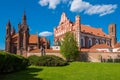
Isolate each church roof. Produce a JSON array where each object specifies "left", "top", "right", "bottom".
[
  {"left": 29, "top": 34, "right": 38, "bottom": 44},
  {"left": 11, "top": 34, "right": 48, "bottom": 44},
  {"left": 12, "top": 33, "right": 18, "bottom": 38},
  {"left": 81, "top": 24, "right": 109, "bottom": 38},
  {"left": 12, "top": 33, "right": 18, "bottom": 43},
  {"left": 91, "top": 44, "right": 111, "bottom": 49}
]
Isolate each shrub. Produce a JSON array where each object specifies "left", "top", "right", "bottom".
[
  {"left": 0, "top": 51, "right": 29, "bottom": 74},
  {"left": 28, "top": 55, "right": 68, "bottom": 66},
  {"left": 28, "top": 55, "right": 40, "bottom": 65},
  {"left": 107, "top": 58, "right": 113, "bottom": 62},
  {"left": 114, "top": 59, "right": 120, "bottom": 63}
]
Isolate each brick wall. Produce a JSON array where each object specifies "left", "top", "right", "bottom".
[{"left": 26, "top": 52, "right": 120, "bottom": 62}]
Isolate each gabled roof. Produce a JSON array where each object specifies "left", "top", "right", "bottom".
[
  {"left": 91, "top": 44, "right": 111, "bottom": 49},
  {"left": 12, "top": 33, "right": 48, "bottom": 44},
  {"left": 81, "top": 24, "right": 109, "bottom": 38},
  {"left": 12, "top": 33, "right": 18, "bottom": 38},
  {"left": 12, "top": 33, "right": 18, "bottom": 43},
  {"left": 29, "top": 34, "right": 38, "bottom": 44}
]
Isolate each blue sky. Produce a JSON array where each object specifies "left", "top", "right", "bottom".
[{"left": 0, "top": 0, "right": 120, "bottom": 50}]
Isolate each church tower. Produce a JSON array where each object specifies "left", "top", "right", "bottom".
[
  {"left": 75, "top": 15, "right": 81, "bottom": 49},
  {"left": 5, "top": 20, "right": 11, "bottom": 52},
  {"left": 17, "top": 11, "right": 29, "bottom": 55},
  {"left": 109, "top": 24, "right": 117, "bottom": 48},
  {"left": 11, "top": 27, "right": 15, "bottom": 36}
]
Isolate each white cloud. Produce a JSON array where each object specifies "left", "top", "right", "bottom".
[
  {"left": 70, "top": 0, "right": 117, "bottom": 16},
  {"left": 38, "top": 0, "right": 61, "bottom": 9},
  {"left": 38, "top": 0, "right": 70, "bottom": 9},
  {"left": 70, "top": 0, "right": 90, "bottom": 12},
  {"left": 39, "top": 31, "right": 53, "bottom": 37}
]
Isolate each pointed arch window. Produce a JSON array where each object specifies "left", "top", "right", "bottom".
[
  {"left": 95, "top": 39, "right": 99, "bottom": 44},
  {"left": 88, "top": 38, "right": 92, "bottom": 47},
  {"left": 81, "top": 39, "right": 84, "bottom": 47},
  {"left": 81, "top": 37, "right": 85, "bottom": 47}
]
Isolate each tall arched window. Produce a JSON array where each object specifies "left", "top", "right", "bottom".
[
  {"left": 96, "top": 39, "right": 99, "bottom": 44},
  {"left": 102, "top": 39, "right": 105, "bottom": 44},
  {"left": 81, "top": 39, "right": 84, "bottom": 47},
  {"left": 81, "top": 37, "right": 85, "bottom": 47},
  {"left": 88, "top": 38, "right": 92, "bottom": 47},
  {"left": 107, "top": 40, "right": 110, "bottom": 46}
]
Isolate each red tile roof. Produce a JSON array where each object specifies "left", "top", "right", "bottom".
[
  {"left": 12, "top": 34, "right": 48, "bottom": 44},
  {"left": 81, "top": 24, "right": 109, "bottom": 38},
  {"left": 12, "top": 33, "right": 18, "bottom": 43},
  {"left": 12, "top": 33, "right": 18, "bottom": 38},
  {"left": 91, "top": 44, "right": 111, "bottom": 49},
  {"left": 29, "top": 34, "right": 38, "bottom": 44},
  {"left": 81, "top": 48, "right": 99, "bottom": 52}
]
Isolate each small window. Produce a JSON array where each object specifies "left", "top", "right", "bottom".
[{"left": 81, "top": 39, "right": 84, "bottom": 47}]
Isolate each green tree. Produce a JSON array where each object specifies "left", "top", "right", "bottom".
[{"left": 60, "top": 32, "right": 79, "bottom": 61}]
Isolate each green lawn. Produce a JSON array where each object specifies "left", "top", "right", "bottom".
[{"left": 1, "top": 62, "right": 120, "bottom": 80}]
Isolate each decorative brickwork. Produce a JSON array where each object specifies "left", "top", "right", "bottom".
[
  {"left": 54, "top": 12, "right": 117, "bottom": 49},
  {"left": 5, "top": 12, "right": 50, "bottom": 56}
]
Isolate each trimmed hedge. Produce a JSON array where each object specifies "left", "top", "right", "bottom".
[
  {"left": 27, "top": 55, "right": 40, "bottom": 65},
  {"left": 0, "top": 51, "right": 29, "bottom": 74},
  {"left": 28, "top": 55, "right": 68, "bottom": 66}
]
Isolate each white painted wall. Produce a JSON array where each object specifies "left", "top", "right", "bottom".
[
  {"left": 52, "top": 46, "right": 60, "bottom": 50},
  {"left": 96, "top": 48, "right": 112, "bottom": 52},
  {"left": 113, "top": 48, "right": 120, "bottom": 52}
]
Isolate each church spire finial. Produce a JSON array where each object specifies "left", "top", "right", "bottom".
[
  {"left": 7, "top": 19, "right": 11, "bottom": 27},
  {"left": 22, "top": 11, "right": 27, "bottom": 25}
]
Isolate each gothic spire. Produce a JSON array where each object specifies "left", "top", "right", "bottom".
[
  {"left": 11, "top": 26, "right": 15, "bottom": 35},
  {"left": 7, "top": 20, "right": 11, "bottom": 27},
  {"left": 22, "top": 11, "right": 27, "bottom": 25}
]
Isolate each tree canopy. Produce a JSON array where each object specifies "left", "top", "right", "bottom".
[{"left": 60, "top": 32, "right": 79, "bottom": 61}]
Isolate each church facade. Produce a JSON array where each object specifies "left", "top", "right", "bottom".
[
  {"left": 5, "top": 12, "right": 50, "bottom": 56},
  {"left": 53, "top": 12, "right": 117, "bottom": 50}
]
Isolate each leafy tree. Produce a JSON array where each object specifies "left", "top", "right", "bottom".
[{"left": 60, "top": 32, "right": 79, "bottom": 61}]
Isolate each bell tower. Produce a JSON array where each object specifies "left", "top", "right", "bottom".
[
  {"left": 17, "top": 11, "right": 29, "bottom": 55},
  {"left": 109, "top": 23, "right": 117, "bottom": 48},
  {"left": 75, "top": 15, "right": 81, "bottom": 48},
  {"left": 5, "top": 20, "right": 11, "bottom": 52}
]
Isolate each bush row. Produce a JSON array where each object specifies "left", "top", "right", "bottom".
[
  {"left": 0, "top": 51, "right": 29, "bottom": 74},
  {"left": 28, "top": 55, "right": 68, "bottom": 66},
  {"left": 101, "top": 58, "right": 120, "bottom": 63}
]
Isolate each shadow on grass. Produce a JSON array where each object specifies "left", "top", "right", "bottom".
[{"left": 0, "top": 67, "right": 43, "bottom": 80}]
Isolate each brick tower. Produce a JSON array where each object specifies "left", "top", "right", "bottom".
[
  {"left": 75, "top": 15, "right": 81, "bottom": 48},
  {"left": 5, "top": 20, "right": 11, "bottom": 52},
  {"left": 17, "top": 11, "right": 29, "bottom": 55},
  {"left": 109, "top": 24, "right": 117, "bottom": 48}
]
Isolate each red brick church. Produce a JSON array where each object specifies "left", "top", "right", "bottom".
[
  {"left": 5, "top": 12, "right": 50, "bottom": 56},
  {"left": 53, "top": 12, "right": 118, "bottom": 52}
]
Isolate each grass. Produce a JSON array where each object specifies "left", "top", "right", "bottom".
[{"left": 1, "top": 62, "right": 120, "bottom": 80}]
